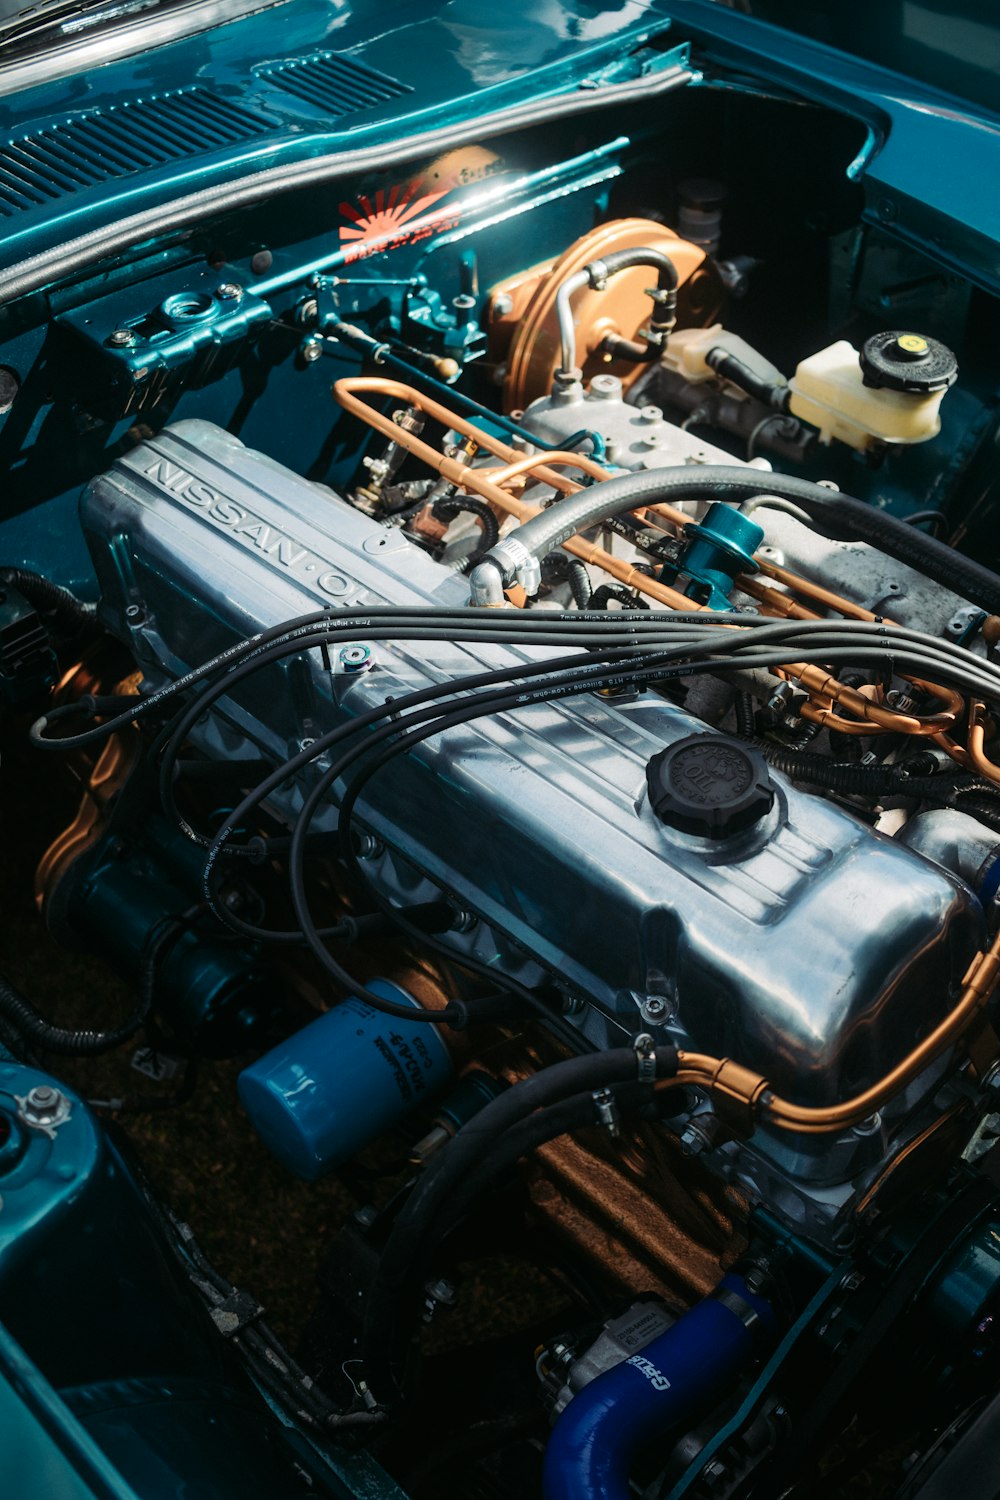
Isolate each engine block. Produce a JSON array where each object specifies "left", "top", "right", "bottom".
[{"left": 82, "top": 420, "right": 982, "bottom": 1135}]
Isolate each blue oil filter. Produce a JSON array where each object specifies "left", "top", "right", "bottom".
[{"left": 237, "top": 980, "right": 454, "bottom": 1180}]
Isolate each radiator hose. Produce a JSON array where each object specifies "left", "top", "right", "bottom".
[{"left": 543, "top": 1272, "right": 776, "bottom": 1500}]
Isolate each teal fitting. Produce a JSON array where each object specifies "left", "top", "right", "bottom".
[{"left": 673, "top": 503, "right": 765, "bottom": 610}]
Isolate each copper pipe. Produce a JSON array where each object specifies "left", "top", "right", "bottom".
[
  {"left": 965, "top": 701, "right": 1000, "bottom": 787},
  {"left": 778, "top": 661, "right": 954, "bottom": 735},
  {"left": 674, "top": 929, "right": 1000, "bottom": 1134},
  {"left": 334, "top": 378, "right": 695, "bottom": 610},
  {"left": 333, "top": 377, "right": 998, "bottom": 1134},
  {"left": 333, "top": 378, "right": 959, "bottom": 734},
  {"left": 930, "top": 706, "right": 1000, "bottom": 788},
  {"left": 739, "top": 575, "right": 963, "bottom": 724},
  {"left": 755, "top": 558, "right": 884, "bottom": 621},
  {"left": 798, "top": 701, "right": 892, "bottom": 735},
  {"left": 648, "top": 512, "right": 961, "bottom": 729},
  {"left": 337, "top": 378, "right": 606, "bottom": 503},
  {"left": 479, "top": 450, "right": 610, "bottom": 488}
]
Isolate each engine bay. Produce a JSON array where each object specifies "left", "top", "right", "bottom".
[{"left": 5, "top": 68, "right": 1000, "bottom": 1499}]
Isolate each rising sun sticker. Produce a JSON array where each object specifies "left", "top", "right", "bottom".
[{"left": 338, "top": 146, "right": 503, "bottom": 261}]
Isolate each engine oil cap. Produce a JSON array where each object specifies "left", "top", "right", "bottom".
[{"left": 646, "top": 734, "right": 774, "bottom": 839}]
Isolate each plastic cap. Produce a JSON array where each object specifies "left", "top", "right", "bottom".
[
  {"left": 859, "top": 330, "right": 958, "bottom": 394},
  {"left": 646, "top": 734, "right": 774, "bottom": 839}
]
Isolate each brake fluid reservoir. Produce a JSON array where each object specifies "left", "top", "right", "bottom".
[
  {"left": 788, "top": 331, "right": 957, "bottom": 450},
  {"left": 238, "top": 980, "right": 454, "bottom": 1179}
]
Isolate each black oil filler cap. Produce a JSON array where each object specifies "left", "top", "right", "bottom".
[{"left": 646, "top": 734, "right": 774, "bottom": 839}]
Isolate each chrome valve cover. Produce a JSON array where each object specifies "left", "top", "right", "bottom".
[{"left": 82, "top": 420, "right": 982, "bottom": 1115}]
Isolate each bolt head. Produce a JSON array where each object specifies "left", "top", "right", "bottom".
[
  {"left": 107, "top": 328, "right": 137, "bottom": 348},
  {"left": 20, "top": 1084, "right": 70, "bottom": 1129},
  {"left": 215, "top": 282, "right": 244, "bottom": 302},
  {"left": 589, "top": 374, "right": 622, "bottom": 400},
  {"left": 449, "top": 908, "right": 478, "bottom": 934},
  {"left": 26, "top": 1085, "right": 58, "bottom": 1109},
  {"left": 301, "top": 338, "right": 323, "bottom": 364},
  {"left": 339, "top": 644, "right": 373, "bottom": 672},
  {"left": 492, "top": 293, "right": 514, "bottom": 319}
]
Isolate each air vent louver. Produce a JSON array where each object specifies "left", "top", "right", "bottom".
[
  {"left": 0, "top": 89, "right": 273, "bottom": 218},
  {"left": 257, "top": 51, "right": 411, "bottom": 116}
]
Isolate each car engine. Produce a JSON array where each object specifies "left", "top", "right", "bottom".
[{"left": 4, "top": 69, "right": 1000, "bottom": 1500}]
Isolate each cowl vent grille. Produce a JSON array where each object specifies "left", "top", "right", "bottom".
[
  {"left": 257, "top": 51, "right": 411, "bottom": 116},
  {"left": 0, "top": 89, "right": 273, "bottom": 219}
]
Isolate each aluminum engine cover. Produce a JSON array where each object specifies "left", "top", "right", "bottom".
[{"left": 81, "top": 420, "right": 983, "bottom": 1106}]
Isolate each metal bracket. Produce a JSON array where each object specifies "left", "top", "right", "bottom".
[{"left": 591, "top": 1087, "right": 621, "bottom": 1138}]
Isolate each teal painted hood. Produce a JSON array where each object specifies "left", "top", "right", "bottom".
[
  {"left": 710, "top": 1, "right": 1000, "bottom": 121},
  {"left": 0, "top": 0, "right": 998, "bottom": 303}
]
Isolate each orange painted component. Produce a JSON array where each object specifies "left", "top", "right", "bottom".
[{"left": 498, "top": 218, "right": 724, "bottom": 411}]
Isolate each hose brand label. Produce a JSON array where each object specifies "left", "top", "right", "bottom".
[
  {"left": 626, "top": 1354, "right": 671, "bottom": 1391},
  {"left": 137, "top": 455, "right": 359, "bottom": 603}
]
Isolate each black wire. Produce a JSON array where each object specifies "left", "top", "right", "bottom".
[
  {"left": 269, "top": 637, "right": 987, "bottom": 1021},
  {"left": 284, "top": 652, "right": 690, "bottom": 1026},
  {"left": 0, "top": 567, "right": 98, "bottom": 631},
  {"left": 283, "top": 635, "right": 998, "bottom": 1031},
  {"left": 38, "top": 607, "right": 999, "bottom": 1026},
  {"left": 734, "top": 691, "right": 757, "bottom": 740},
  {"left": 359, "top": 1047, "right": 677, "bottom": 1404},
  {"left": 905, "top": 509, "right": 948, "bottom": 536},
  {"left": 0, "top": 913, "right": 186, "bottom": 1056},
  {"left": 589, "top": 584, "right": 649, "bottom": 611},
  {"left": 180, "top": 611, "right": 1000, "bottom": 875},
  {"left": 283, "top": 645, "right": 807, "bottom": 1033},
  {"left": 35, "top": 606, "right": 1000, "bottom": 755},
  {"left": 565, "top": 559, "right": 593, "bottom": 609},
  {"left": 193, "top": 644, "right": 662, "bottom": 953},
  {"left": 431, "top": 495, "right": 501, "bottom": 565}
]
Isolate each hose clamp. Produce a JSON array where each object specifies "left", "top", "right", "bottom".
[
  {"left": 487, "top": 536, "right": 542, "bottom": 597},
  {"left": 633, "top": 1032, "right": 657, "bottom": 1083},
  {"left": 712, "top": 1284, "right": 762, "bottom": 1336},
  {"left": 585, "top": 257, "right": 610, "bottom": 291}
]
